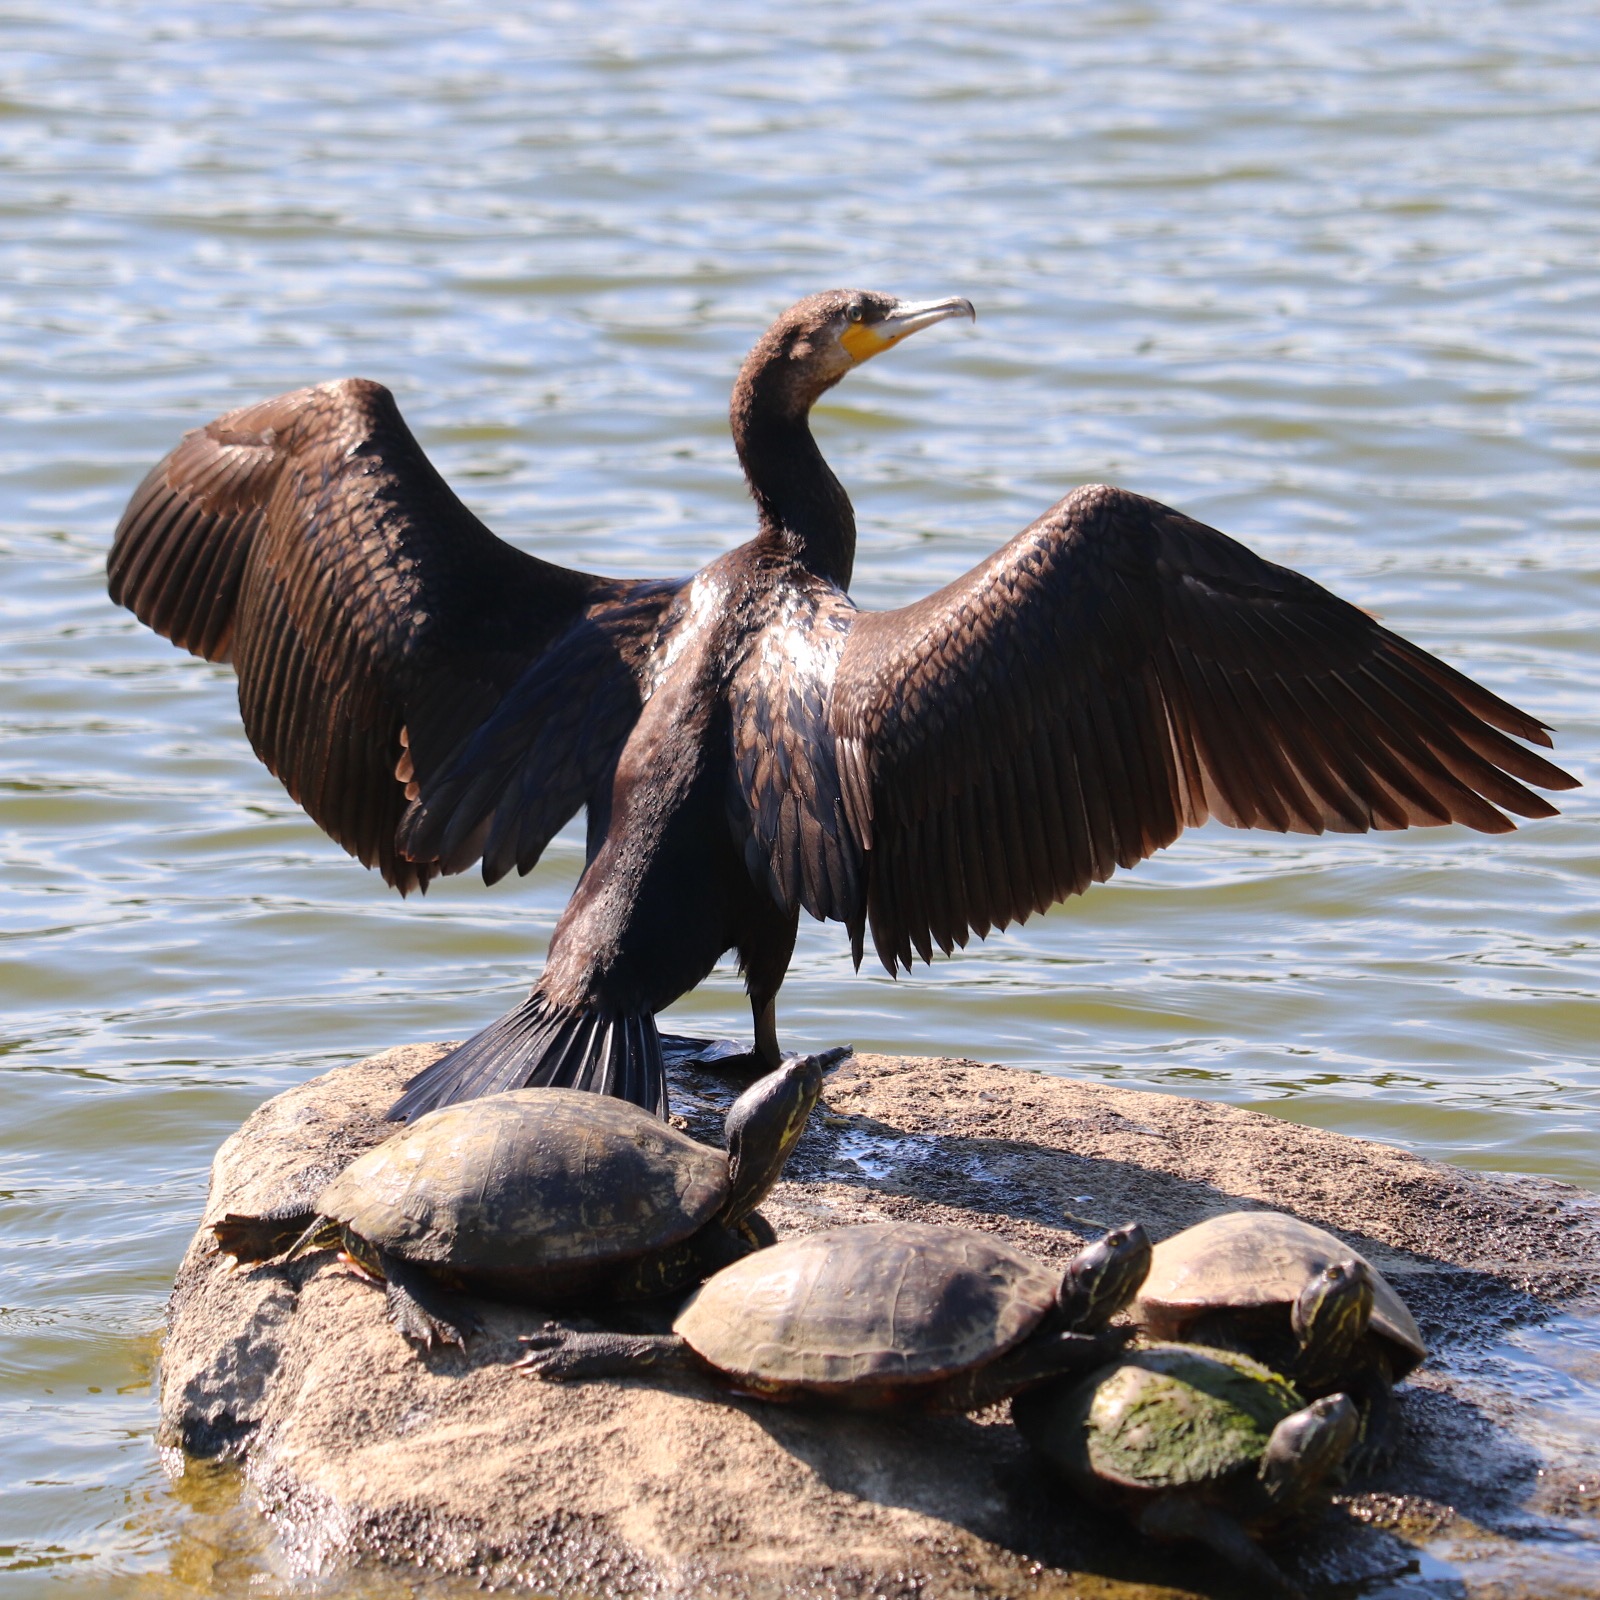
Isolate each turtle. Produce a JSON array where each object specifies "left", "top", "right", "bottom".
[
  {"left": 517, "top": 1218, "right": 1152, "bottom": 1411},
  {"left": 209, "top": 1050, "right": 826, "bottom": 1349},
  {"left": 1013, "top": 1343, "right": 1360, "bottom": 1599},
  {"left": 1131, "top": 1211, "right": 1425, "bottom": 1466}
]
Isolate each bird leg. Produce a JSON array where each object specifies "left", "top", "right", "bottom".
[
  {"left": 753, "top": 995, "right": 781, "bottom": 1073},
  {"left": 658, "top": 994, "right": 779, "bottom": 1081},
  {"left": 741, "top": 1001, "right": 854, "bottom": 1080},
  {"left": 660, "top": 993, "right": 854, "bottom": 1086}
]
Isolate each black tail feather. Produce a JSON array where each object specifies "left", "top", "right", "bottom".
[{"left": 384, "top": 995, "right": 666, "bottom": 1123}]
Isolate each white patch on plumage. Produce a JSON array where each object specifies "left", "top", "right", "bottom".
[{"left": 648, "top": 571, "right": 725, "bottom": 694}]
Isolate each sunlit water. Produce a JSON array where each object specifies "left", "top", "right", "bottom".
[{"left": 1, "top": 1, "right": 1596, "bottom": 1593}]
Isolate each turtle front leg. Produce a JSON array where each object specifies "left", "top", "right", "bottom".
[
  {"left": 931, "top": 1329, "right": 1117, "bottom": 1413},
  {"left": 377, "top": 1253, "right": 480, "bottom": 1351},
  {"left": 1137, "top": 1495, "right": 1305, "bottom": 1600},
  {"left": 518, "top": 1328, "right": 698, "bottom": 1382},
  {"left": 610, "top": 1221, "right": 763, "bottom": 1302}
]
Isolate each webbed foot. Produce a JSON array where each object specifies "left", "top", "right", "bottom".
[
  {"left": 659, "top": 1037, "right": 853, "bottom": 1081},
  {"left": 659, "top": 1035, "right": 753, "bottom": 1071}
]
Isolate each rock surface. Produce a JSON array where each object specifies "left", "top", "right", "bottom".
[{"left": 161, "top": 1045, "right": 1600, "bottom": 1598}]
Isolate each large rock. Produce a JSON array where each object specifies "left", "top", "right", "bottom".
[{"left": 160, "top": 1045, "right": 1600, "bottom": 1598}]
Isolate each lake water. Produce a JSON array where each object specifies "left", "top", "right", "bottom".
[{"left": 1, "top": 2, "right": 1595, "bottom": 1594}]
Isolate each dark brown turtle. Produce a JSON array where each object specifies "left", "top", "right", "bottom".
[
  {"left": 210, "top": 1052, "right": 825, "bottom": 1348},
  {"left": 1014, "top": 1343, "right": 1359, "bottom": 1600},
  {"left": 518, "top": 1218, "right": 1151, "bottom": 1411},
  {"left": 1132, "top": 1211, "right": 1426, "bottom": 1467}
]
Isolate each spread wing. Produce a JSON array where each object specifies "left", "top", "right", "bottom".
[
  {"left": 780, "top": 483, "right": 1577, "bottom": 973},
  {"left": 109, "top": 378, "right": 673, "bottom": 891}
]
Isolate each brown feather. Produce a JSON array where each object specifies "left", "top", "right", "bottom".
[
  {"left": 108, "top": 379, "right": 666, "bottom": 892},
  {"left": 827, "top": 483, "right": 1573, "bottom": 971}
]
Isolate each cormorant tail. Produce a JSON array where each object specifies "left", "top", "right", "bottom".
[{"left": 384, "top": 996, "right": 666, "bottom": 1123}]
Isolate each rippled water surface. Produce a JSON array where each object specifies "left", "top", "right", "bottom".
[{"left": 2, "top": 1, "right": 1597, "bottom": 1593}]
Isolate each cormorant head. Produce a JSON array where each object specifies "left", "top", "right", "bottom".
[{"left": 734, "top": 289, "right": 975, "bottom": 422}]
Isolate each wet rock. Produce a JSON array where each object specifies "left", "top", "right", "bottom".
[{"left": 161, "top": 1045, "right": 1600, "bottom": 1598}]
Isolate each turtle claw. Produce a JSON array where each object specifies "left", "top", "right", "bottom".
[
  {"left": 518, "top": 1344, "right": 582, "bottom": 1382},
  {"left": 388, "top": 1287, "right": 476, "bottom": 1350},
  {"left": 380, "top": 1256, "right": 479, "bottom": 1350},
  {"left": 519, "top": 1324, "right": 564, "bottom": 1352},
  {"left": 1338, "top": 1427, "right": 1391, "bottom": 1482},
  {"left": 516, "top": 1329, "right": 603, "bottom": 1380}
]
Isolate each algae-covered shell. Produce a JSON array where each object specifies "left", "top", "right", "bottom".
[
  {"left": 317, "top": 1088, "right": 728, "bottom": 1273},
  {"left": 1020, "top": 1343, "right": 1303, "bottom": 1494},
  {"left": 674, "top": 1220, "right": 1059, "bottom": 1393},
  {"left": 1134, "top": 1212, "right": 1425, "bottom": 1375}
]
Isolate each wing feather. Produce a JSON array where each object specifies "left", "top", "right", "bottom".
[
  {"left": 110, "top": 378, "right": 671, "bottom": 890},
  {"left": 823, "top": 484, "right": 1577, "bottom": 973}
]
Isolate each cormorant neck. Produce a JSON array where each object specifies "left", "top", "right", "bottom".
[{"left": 732, "top": 388, "right": 856, "bottom": 590}]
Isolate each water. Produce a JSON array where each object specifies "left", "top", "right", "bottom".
[{"left": 2, "top": 1, "right": 1596, "bottom": 1592}]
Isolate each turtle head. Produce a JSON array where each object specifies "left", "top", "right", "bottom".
[
  {"left": 718, "top": 1052, "right": 825, "bottom": 1224},
  {"left": 1259, "top": 1393, "right": 1360, "bottom": 1509},
  {"left": 1291, "top": 1258, "right": 1374, "bottom": 1382},
  {"left": 1056, "top": 1222, "right": 1152, "bottom": 1333}
]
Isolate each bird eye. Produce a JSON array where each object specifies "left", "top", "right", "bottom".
[{"left": 846, "top": 302, "right": 865, "bottom": 323}]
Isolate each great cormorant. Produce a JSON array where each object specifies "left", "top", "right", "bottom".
[{"left": 108, "top": 290, "right": 1578, "bottom": 1121}]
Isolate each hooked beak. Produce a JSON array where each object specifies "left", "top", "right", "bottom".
[{"left": 840, "top": 295, "right": 976, "bottom": 363}]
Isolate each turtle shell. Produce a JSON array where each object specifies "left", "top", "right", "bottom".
[
  {"left": 1017, "top": 1343, "right": 1304, "bottom": 1496},
  {"left": 1134, "top": 1212, "right": 1425, "bottom": 1375},
  {"left": 673, "top": 1220, "right": 1060, "bottom": 1394},
  {"left": 316, "top": 1088, "right": 728, "bottom": 1273}
]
